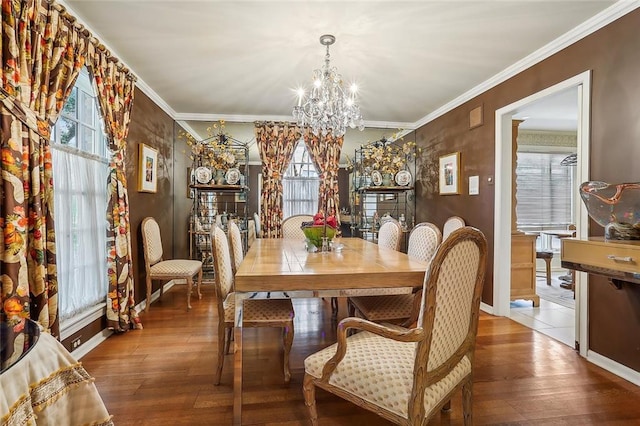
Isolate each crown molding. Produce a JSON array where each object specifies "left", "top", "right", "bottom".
[{"left": 412, "top": 0, "right": 640, "bottom": 130}]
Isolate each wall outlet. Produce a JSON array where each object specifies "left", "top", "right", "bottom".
[{"left": 72, "top": 337, "right": 82, "bottom": 349}]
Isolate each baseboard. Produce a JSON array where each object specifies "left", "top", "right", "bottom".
[
  {"left": 71, "top": 328, "right": 112, "bottom": 360},
  {"left": 135, "top": 280, "right": 178, "bottom": 313},
  {"left": 480, "top": 302, "right": 494, "bottom": 315},
  {"left": 587, "top": 350, "right": 640, "bottom": 386}
]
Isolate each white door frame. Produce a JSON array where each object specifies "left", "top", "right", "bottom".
[{"left": 493, "top": 70, "right": 591, "bottom": 356}]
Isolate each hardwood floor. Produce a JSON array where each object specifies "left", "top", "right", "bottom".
[{"left": 81, "top": 284, "right": 640, "bottom": 425}]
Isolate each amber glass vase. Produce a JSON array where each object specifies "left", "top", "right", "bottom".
[{"left": 579, "top": 181, "right": 640, "bottom": 240}]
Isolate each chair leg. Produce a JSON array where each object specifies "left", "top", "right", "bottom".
[
  {"left": 331, "top": 297, "right": 339, "bottom": 318},
  {"left": 186, "top": 277, "right": 193, "bottom": 310},
  {"left": 545, "top": 258, "right": 552, "bottom": 286},
  {"left": 282, "top": 323, "right": 294, "bottom": 384},
  {"left": 303, "top": 374, "right": 319, "bottom": 426},
  {"left": 196, "top": 268, "right": 203, "bottom": 299},
  {"left": 347, "top": 298, "right": 356, "bottom": 317},
  {"left": 462, "top": 376, "right": 473, "bottom": 426},
  {"left": 224, "top": 327, "right": 232, "bottom": 354},
  {"left": 145, "top": 276, "right": 152, "bottom": 313},
  {"left": 215, "top": 322, "right": 226, "bottom": 385}
]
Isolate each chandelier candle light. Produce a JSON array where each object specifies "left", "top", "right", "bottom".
[{"left": 293, "top": 34, "right": 365, "bottom": 137}]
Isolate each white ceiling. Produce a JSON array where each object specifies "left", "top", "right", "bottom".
[{"left": 63, "top": 0, "right": 622, "bottom": 161}]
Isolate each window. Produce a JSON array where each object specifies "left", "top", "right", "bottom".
[
  {"left": 51, "top": 67, "right": 109, "bottom": 323},
  {"left": 515, "top": 151, "right": 575, "bottom": 250},
  {"left": 282, "top": 140, "right": 319, "bottom": 218}
]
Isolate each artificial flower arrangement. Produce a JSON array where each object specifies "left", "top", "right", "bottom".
[
  {"left": 360, "top": 139, "right": 417, "bottom": 175},
  {"left": 301, "top": 210, "right": 338, "bottom": 249},
  {"left": 180, "top": 120, "right": 242, "bottom": 170}
]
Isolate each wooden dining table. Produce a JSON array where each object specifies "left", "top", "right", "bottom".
[{"left": 232, "top": 237, "right": 428, "bottom": 424}]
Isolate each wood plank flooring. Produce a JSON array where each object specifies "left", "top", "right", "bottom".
[{"left": 80, "top": 284, "right": 640, "bottom": 425}]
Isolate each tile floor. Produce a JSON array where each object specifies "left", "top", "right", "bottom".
[{"left": 510, "top": 271, "right": 576, "bottom": 348}]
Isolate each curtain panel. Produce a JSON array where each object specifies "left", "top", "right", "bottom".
[
  {"left": 302, "top": 130, "right": 343, "bottom": 221},
  {"left": 254, "top": 122, "right": 300, "bottom": 238},
  {"left": 87, "top": 44, "right": 140, "bottom": 332},
  {"left": 0, "top": 0, "right": 88, "bottom": 338}
]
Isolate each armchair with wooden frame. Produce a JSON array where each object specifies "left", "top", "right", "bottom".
[{"left": 303, "top": 227, "right": 487, "bottom": 425}]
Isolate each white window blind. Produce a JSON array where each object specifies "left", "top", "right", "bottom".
[
  {"left": 51, "top": 67, "right": 109, "bottom": 322},
  {"left": 515, "top": 151, "right": 575, "bottom": 234},
  {"left": 283, "top": 140, "right": 319, "bottom": 218}
]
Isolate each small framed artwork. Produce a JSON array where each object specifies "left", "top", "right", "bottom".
[
  {"left": 439, "top": 152, "right": 461, "bottom": 195},
  {"left": 138, "top": 143, "right": 158, "bottom": 193}
]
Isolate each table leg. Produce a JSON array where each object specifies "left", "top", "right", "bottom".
[{"left": 233, "top": 292, "right": 248, "bottom": 425}]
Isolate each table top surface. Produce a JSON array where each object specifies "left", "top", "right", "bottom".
[
  {"left": 235, "top": 237, "right": 428, "bottom": 292},
  {"left": 541, "top": 229, "right": 576, "bottom": 237}
]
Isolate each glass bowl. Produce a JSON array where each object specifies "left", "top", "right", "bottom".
[
  {"left": 579, "top": 181, "right": 640, "bottom": 240},
  {"left": 301, "top": 225, "right": 337, "bottom": 248}
]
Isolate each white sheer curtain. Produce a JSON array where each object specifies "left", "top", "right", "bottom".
[
  {"left": 52, "top": 146, "right": 109, "bottom": 321},
  {"left": 283, "top": 178, "right": 319, "bottom": 218}
]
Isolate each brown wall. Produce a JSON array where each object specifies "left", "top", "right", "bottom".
[
  {"left": 126, "top": 90, "right": 176, "bottom": 306},
  {"left": 413, "top": 10, "right": 640, "bottom": 370}
]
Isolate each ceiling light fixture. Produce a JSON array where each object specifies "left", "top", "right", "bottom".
[{"left": 292, "top": 34, "right": 364, "bottom": 137}]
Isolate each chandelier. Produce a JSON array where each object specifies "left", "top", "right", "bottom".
[{"left": 292, "top": 34, "right": 365, "bottom": 137}]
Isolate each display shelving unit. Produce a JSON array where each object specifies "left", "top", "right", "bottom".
[{"left": 188, "top": 139, "right": 249, "bottom": 276}]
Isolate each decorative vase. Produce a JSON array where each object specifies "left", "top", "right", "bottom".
[
  {"left": 382, "top": 173, "right": 394, "bottom": 186},
  {"left": 216, "top": 169, "right": 226, "bottom": 185},
  {"left": 579, "top": 181, "right": 640, "bottom": 240}
]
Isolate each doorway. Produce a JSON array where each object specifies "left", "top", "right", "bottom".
[{"left": 493, "top": 71, "right": 590, "bottom": 355}]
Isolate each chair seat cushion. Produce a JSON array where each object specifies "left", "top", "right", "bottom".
[
  {"left": 224, "top": 294, "right": 294, "bottom": 323},
  {"left": 150, "top": 259, "right": 202, "bottom": 277},
  {"left": 340, "top": 287, "right": 412, "bottom": 297},
  {"left": 350, "top": 294, "right": 414, "bottom": 322},
  {"left": 304, "top": 331, "right": 471, "bottom": 419}
]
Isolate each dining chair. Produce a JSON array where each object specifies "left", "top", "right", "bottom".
[
  {"left": 342, "top": 220, "right": 406, "bottom": 316},
  {"left": 442, "top": 215, "right": 466, "bottom": 241},
  {"left": 253, "top": 212, "right": 261, "bottom": 238},
  {"left": 348, "top": 222, "right": 442, "bottom": 325},
  {"left": 281, "top": 214, "right": 313, "bottom": 239},
  {"left": 227, "top": 220, "right": 244, "bottom": 274},
  {"left": 303, "top": 227, "right": 487, "bottom": 426},
  {"left": 141, "top": 217, "right": 203, "bottom": 312},
  {"left": 247, "top": 219, "right": 256, "bottom": 248},
  {"left": 211, "top": 226, "right": 295, "bottom": 385}
]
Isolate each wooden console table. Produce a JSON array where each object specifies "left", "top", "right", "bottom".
[{"left": 561, "top": 238, "right": 640, "bottom": 285}]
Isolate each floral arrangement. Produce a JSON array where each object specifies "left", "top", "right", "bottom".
[
  {"left": 360, "top": 139, "right": 417, "bottom": 175},
  {"left": 181, "top": 120, "right": 242, "bottom": 170},
  {"left": 301, "top": 211, "right": 338, "bottom": 248}
]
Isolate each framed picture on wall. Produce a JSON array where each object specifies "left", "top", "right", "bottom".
[
  {"left": 138, "top": 143, "right": 158, "bottom": 193},
  {"left": 439, "top": 152, "right": 460, "bottom": 195}
]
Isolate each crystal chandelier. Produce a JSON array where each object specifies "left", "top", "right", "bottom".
[{"left": 292, "top": 34, "right": 365, "bottom": 137}]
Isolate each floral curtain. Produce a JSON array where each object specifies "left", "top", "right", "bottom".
[
  {"left": 255, "top": 122, "right": 300, "bottom": 238},
  {"left": 302, "top": 129, "right": 344, "bottom": 221},
  {"left": 87, "top": 44, "right": 141, "bottom": 332},
  {"left": 1, "top": 0, "right": 88, "bottom": 338}
]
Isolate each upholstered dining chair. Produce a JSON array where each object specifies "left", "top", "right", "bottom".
[
  {"left": 211, "top": 226, "right": 295, "bottom": 385},
  {"left": 227, "top": 220, "right": 244, "bottom": 274},
  {"left": 303, "top": 227, "right": 487, "bottom": 426},
  {"left": 281, "top": 214, "right": 314, "bottom": 239},
  {"left": 253, "top": 212, "right": 261, "bottom": 238},
  {"left": 442, "top": 215, "right": 466, "bottom": 241},
  {"left": 348, "top": 222, "right": 442, "bottom": 325},
  {"left": 141, "top": 217, "right": 203, "bottom": 312},
  {"left": 342, "top": 220, "right": 406, "bottom": 316}
]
